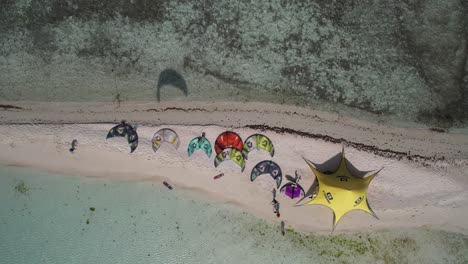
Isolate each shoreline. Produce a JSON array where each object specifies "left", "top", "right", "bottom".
[
  {"left": 1, "top": 100, "right": 467, "bottom": 161},
  {"left": 3, "top": 163, "right": 467, "bottom": 237},
  {"left": 1, "top": 122, "right": 467, "bottom": 235}
]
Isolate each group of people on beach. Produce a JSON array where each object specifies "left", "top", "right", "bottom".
[
  {"left": 271, "top": 172, "right": 301, "bottom": 217},
  {"left": 272, "top": 189, "right": 287, "bottom": 236},
  {"left": 270, "top": 173, "right": 302, "bottom": 235}
]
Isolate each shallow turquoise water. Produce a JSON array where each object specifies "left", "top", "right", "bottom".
[{"left": 1, "top": 166, "right": 467, "bottom": 264}]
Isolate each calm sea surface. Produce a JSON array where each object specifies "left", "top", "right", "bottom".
[{"left": 1, "top": 166, "right": 467, "bottom": 264}]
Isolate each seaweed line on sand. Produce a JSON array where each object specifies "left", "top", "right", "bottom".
[
  {"left": 0, "top": 104, "right": 26, "bottom": 110},
  {"left": 244, "top": 124, "right": 456, "bottom": 167},
  {"left": 135, "top": 107, "right": 324, "bottom": 122},
  {"left": 0, "top": 121, "right": 462, "bottom": 167}
]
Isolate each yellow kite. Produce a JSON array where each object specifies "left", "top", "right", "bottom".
[{"left": 305, "top": 149, "right": 381, "bottom": 229}]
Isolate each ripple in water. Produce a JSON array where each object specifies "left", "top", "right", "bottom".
[{"left": 0, "top": 166, "right": 467, "bottom": 264}]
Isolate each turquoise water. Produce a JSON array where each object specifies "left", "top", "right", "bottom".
[{"left": 1, "top": 166, "right": 467, "bottom": 264}]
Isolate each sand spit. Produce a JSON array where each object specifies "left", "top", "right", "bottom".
[{"left": 1, "top": 101, "right": 467, "bottom": 234}]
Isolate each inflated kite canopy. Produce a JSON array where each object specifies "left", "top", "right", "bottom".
[
  {"left": 106, "top": 121, "right": 138, "bottom": 153},
  {"left": 305, "top": 148, "right": 381, "bottom": 229},
  {"left": 214, "top": 147, "right": 246, "bottom": 172},
  {"left": 214, "top": 131, "right": 243, "bottom": 155},
  {"left": 250, "top": 160, "right": 282, "bottom": 188},
  {"left": 280, "top": 183, "right": 305, "bottom": 199},
  {"left": 242, "top": 134, "right": 275, "bottom": 159},
  {"left": 187, "top": 132, "right": 212, "bottom": 158},
  {"left": 152, "top": 128, "right": 181, "bottom": 154},
  {"left": 280, "top": 171, "right": 305, "bottom": 199}
]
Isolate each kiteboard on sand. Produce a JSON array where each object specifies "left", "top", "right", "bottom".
[
  {"left": 163, "top": 181, "right": 173, "bottom": 190},
  {"left": 213, "top": 173, "right": 224, "bottom": 180}
]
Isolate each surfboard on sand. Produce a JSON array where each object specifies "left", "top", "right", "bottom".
[
  {"left": 163, "top": 181, "right": 173, "bottom": 190},
  {"left": 213, "top": 173, "right": 224, "bottom": 180}
]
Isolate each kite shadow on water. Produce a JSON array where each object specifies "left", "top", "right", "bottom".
[{"left": 156, "top": 69, "right": 188, "bottom": 102}]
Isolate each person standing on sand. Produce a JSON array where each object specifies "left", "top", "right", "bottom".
[
  {"left": 271, "top": 198, "right": 280, "bottom": 217},
  {"left": 281, "top": 221, "right": 285, "bottom": 236},
  {"left": 294, "top": 170, "right": 301, "bottom": 183},
  {"left": 69, "top": 139, "right": 78, "bottom": 153}
]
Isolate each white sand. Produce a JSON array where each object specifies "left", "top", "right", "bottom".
[{"left": 1, "top": 101, "right": 467, "bottom": 234}]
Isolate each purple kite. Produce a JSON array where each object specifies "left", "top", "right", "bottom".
[
  {"left": 280, "top": 171, "right": 305, "bottom": 199},
  {"left": 280, "top": 183, "right": 305, "bottom": 199}
]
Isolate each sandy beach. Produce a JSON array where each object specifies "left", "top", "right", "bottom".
[
  {"left": 2, "top": 1, "right": 468, "bottom": 261},
  {"left": 1, "top": 101, "right": 468, "bottom": 235}
]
